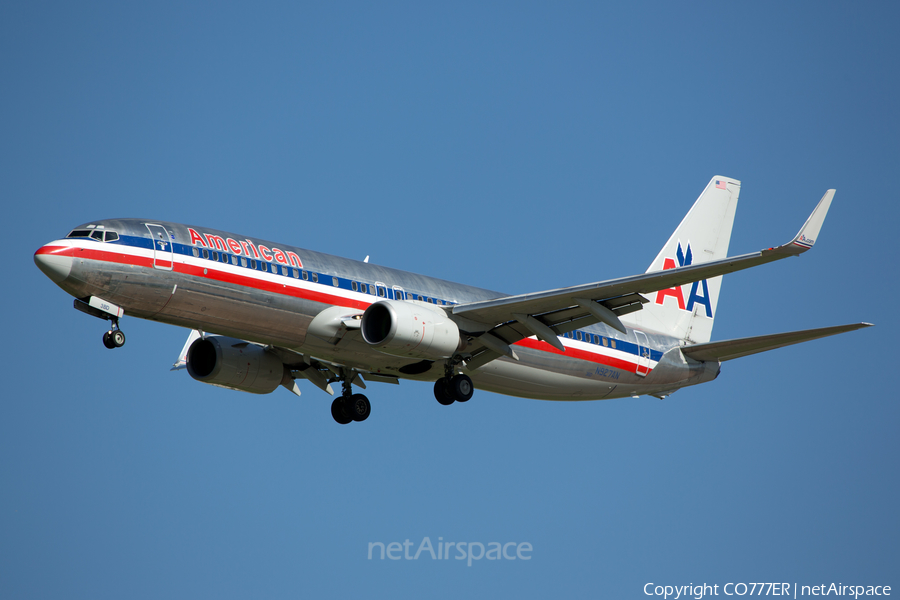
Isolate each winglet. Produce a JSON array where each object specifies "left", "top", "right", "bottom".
[{"left": 790, "top": 189, "right": 834, "bottom": 251}]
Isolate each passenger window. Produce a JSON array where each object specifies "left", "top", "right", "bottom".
[
  {"left": 241, "top": 257, "right": 248, "bottom": 267},
  {"left": 250, "top": 259, "right": 256, "bottom": 269},
  {"left": 378, "top": 287, "right": 385, "bottom": 297},
  {"left": 221, "top": 253, "right": 228, "bottom": 263},
  {"left": 292, "top": 268, "right": 299, "bottom": 279},
  {"left": 610, "top": 340, "right": 616, "bottom": 349},
  {"left": 351, "top": 281, "right": 358, "bottom": 292},
  {"left": 212, "top": 251, "right": 218, "bottom": 261},
  {"left": 231, "top": 256, "right": 238, "bottom": 265},
  {"left": 302, "top": 271, "right": 308, "bottom": 280},
  {"left": 202, "top": 249, "right": 209, "bottom": 259},
  {"left": 192, "top": 248, "right": 200, "bottom": 258},
  {"left": 312, "top": 273, "right": 318, "bottom": 283},
  {"left": 333, "top": 277, "right": 339, "bottom": 287},
  {"left": 104, "top": 231, "right": 119, "bottom": 242}
]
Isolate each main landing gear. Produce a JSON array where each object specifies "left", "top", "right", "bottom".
[
  {"left": 331, "top": 371, "right": 371, "bottom": 425},
  {"left": 102, "top": 318, "right": 126, "bottom": 349},
  {"left": 434, "top": 373, "right": 474, "bottom": 405}
]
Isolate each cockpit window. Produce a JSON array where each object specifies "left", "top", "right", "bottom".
[{"left": 67, "top": 228, "right": 120, "bottom": 242}]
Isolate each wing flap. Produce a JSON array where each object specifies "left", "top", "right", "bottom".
[{"left": 681, "top": 323, "right": 872, "bottom": 362}]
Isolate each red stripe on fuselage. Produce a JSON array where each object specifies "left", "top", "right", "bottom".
[
  {"left": 513, "top": 337, "right": 642, "bottom": 373},
  {"left": 37, "top": 244, "right": 154, "bottom": 268}
]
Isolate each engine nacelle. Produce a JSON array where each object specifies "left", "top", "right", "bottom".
[
  {"left": 361, "top": 299, "right": 462, "bottom": 360},
  {"left": 186, "top": 336, "right": 285, "bottom": 394}
]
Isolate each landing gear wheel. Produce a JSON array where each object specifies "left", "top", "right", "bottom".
[
  {"left": 331, "top": 398, "right": 352, "bottom": 425},
  {"left": 434, "top": 378, "right": 455, "bottom": 405},
  {"left": 347, "top": 394, "right": 371, "bottom": 422},
  {"left": 450, "top": 374, "right": 474, "bottom": 402},
  {"left": 102, "top": 329, "right": 125, "bottom": 349}
]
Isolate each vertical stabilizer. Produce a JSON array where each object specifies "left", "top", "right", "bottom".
[{"left": 619, "top": 176, "right": 740, "bottom": 343}]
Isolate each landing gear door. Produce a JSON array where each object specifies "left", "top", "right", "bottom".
[
  {"left": 634, "top": 330, "right": 651, "bottom": 377},
  {"left": 146, "top": 224, "right": 174, "bottom": 270}
]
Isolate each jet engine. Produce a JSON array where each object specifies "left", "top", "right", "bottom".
[
  {"left": 361, "top": 299, "right": 463, "bottom": 360},
  {"left": 186, "top": 335, "right": 286, "bottom": 394}
]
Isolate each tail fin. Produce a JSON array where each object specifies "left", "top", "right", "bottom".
[{"left": 619, "top": 176, "right": 740, "bottom": 343}]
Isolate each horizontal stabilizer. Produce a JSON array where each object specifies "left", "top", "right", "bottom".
[{"left": 681, "top": 322, "right": 872, "bottom": 362}]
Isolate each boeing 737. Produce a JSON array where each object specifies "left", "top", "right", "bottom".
[{"left": 34, "top": 177, "right": 871, "bottom": 424}]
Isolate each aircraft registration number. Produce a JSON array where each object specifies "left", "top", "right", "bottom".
[{"left": 590, "top": 366, "right": 620, "bottom": 380}]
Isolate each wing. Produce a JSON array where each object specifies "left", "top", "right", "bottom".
[{"left": 453, "top": 190, "right": 834, "bottom": 370}]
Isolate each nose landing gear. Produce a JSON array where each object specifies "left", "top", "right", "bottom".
[
  {"left": 100, "top": 312, "right": 126, "bottom": 349},
  {"left": 73, "top": 297, "right": 127, "bottom": 350},
  {"left": 102, "top": 327, "right": 126, "bottom": 349}
]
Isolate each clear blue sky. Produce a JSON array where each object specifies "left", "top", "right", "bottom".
[{"left": 2, "top": 2, "right": 897, "bottom": 598}]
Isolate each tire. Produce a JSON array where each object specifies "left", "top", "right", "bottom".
[
  {"left": 450, "top": 374, "right": 474, "bottom": 402},
  {"left": 102, "top": 331, "right": 115, "bottom": 349},
  {"left": 433, "top": 378, "right": 455, "bottom": 405},
  {"left": 348, "top": 394, "right": 371, "bottom": 422},
  {"left": 331, "top": 398, "right": 352, "bottom": 424},
  {"left": 111, "top": 330, "right": 126, "bottom": 348}
]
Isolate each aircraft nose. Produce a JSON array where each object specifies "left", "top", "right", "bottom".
[{"left": 34, "top": 245, "right": 73, "bottom": 283}]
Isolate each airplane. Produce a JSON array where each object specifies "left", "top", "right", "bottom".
[{"left": 34, "top": 176, "right": 871, "bottom": 424}]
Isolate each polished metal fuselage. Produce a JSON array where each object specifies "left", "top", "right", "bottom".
[{"left": 36, "top": 219, "right": 719, "bottom": 401}]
